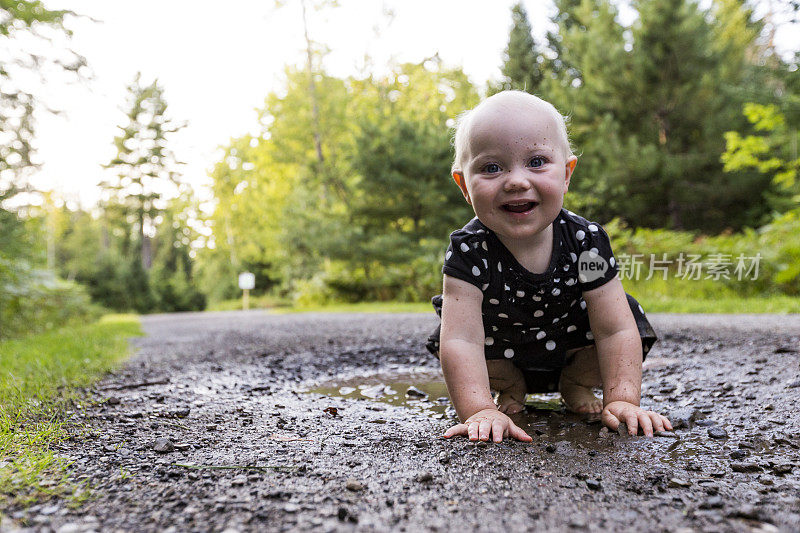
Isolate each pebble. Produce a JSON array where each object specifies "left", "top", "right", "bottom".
[
  {"left": 106, "top": 396, "right": 121, "bottom": 405},
  {"left": 655, "top": 431, "right": 679, "bottom": 439},
  {"left": 786, "top": 379, "right": 800, "bottom": 388},
  {"left": 731, "top": 462, "right": 762, "bottom": 473},
  {"left": 699, "top": 495, "right": 724, "bottom": 509},
  {"left": 56, "top": 524, "right": 81, "bottom": 533},
  {"left": 585, "top": 479, "right": 602, "bottom": 491},
  {"left": 437, "top": 451, "right": 450, "bottom": 464},
  {"left": 416, "top": 471, "right": 433, "bottom": 483},
  {"left": 668, "top": 478, "right": 691, "bottom": 488},
  {"left": 730, "top": 450, "right": 749, "bottom": 460},
  {"left": 669, "top": 408, "right": 698, "bottom": 430},
  {"left": 708, "top": 427, "right": 728, "bottom": 439},
  {"left": 153, "top": 437, "right": 175, "bottom": 453},
  {"left": 345, "top": 478, "right": 364, "bottom": 491},
  {"left": 405, "top": 386, "right": 427, "bottom": 399},
  {"left": 772, "top": 463, "right": 793, "bottom": 475}
]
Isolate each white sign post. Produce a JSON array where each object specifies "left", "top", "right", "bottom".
[{"left": 238, "top": 272, "right": 255, "bottom": 310}]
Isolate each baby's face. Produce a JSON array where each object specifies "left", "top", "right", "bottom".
[{"left": 455, "top": 99, "right": 576, "bottom": 245}]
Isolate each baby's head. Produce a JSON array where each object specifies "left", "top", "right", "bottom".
[
  {"left": 452, "top": 90, "right": 573, "bottom": 175},
  {"left": 448, "top": 91, "right": 578, "bottom": 240}
]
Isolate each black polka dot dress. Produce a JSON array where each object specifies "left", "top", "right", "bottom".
[{"left": 426, "top": 208, "right": 657, "bottom": 392}]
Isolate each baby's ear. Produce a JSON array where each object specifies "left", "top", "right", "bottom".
[
  {"left": 564, "top": 157, "right": 577, "bottom": 190},
  {"left": 452, "top": 171, "right": 472, "bottom": 204}
]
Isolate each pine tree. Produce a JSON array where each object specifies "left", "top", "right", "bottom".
[
  {"left": 100, "top": 73, "right": 184, "bottom": 270},
  {"left": 496, "top": 2, "right": 544, "bottom": 93}
]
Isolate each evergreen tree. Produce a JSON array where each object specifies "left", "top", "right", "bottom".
[
  {"left": 496, "top": 2, "right": 544, "bottom": 93},
  {"left": 100, "top": 73, "right": 185, "bottom": 270}
]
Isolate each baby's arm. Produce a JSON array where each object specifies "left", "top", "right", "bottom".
[
  {"left": 583, "top": 276, "right": 672, "bottom": 437},
  {"left": 439, "top": 275, "right": 532, "bottom": 443}
]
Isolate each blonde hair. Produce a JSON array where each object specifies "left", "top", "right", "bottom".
[{"left": 451, "top": 90, "right": 573, "bottom": 173}]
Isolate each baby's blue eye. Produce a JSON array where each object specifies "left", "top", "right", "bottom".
[
  {"left": 484, "top": 163, "right": 501, "bottom": 173},
  {"left": 529, "top": 156, "right": 547, "bottom": 168}
]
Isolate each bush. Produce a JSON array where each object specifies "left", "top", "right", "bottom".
[{"left": 0, "top": 259, "right": 101, "bottom": 340}]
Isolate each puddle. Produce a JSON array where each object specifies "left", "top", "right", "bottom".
[{"left": 306, "top": 369, "right": 452, "bottom": 417}]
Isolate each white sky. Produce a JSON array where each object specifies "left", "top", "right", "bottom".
[{"left": 26, "top": 0, "right": 800, "bottom": 211}]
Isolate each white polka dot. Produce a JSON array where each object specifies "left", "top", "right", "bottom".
[
  {"left": 590, "top": 247, "right": 599, "bottom": 256},
  {"left": 482, "top": 241, "right": 488, "bottom": 251},
  {"left": 498, "top": 313, "right": 508, "bottom": 318},
  {"left": 565, "top": 278, "right": 576, "bottom": 286},
  {"left": 638, "top": 304, "right": 644, "bottom": 314},
  {"left": 460, "top": 243, "right": 470, "bottom": 253},
  {"left": 513, "top": 322, "right": 522, "bottom": 326},
  {"left": 477, "top": 229, "right": 485, "bottom": 234},
  {"left": 588, "top": 224, "right": 598, "bottom": 232},
  {"left": 492, "top": 326, "right": 498, "bottom": 331},
  {"left": 536, "top": 331, "right": 546, "bottom": 339},
  {"left": 576, "top": 230, "right": 585, "bottom": 240},
  {"left": 489, "top": 298, "right": 499, "bottom": 305},
  {"left": 481, "top": 283, "right": 489, "bottom": 291},
  {"left": 578, "top": 273, "right": 587, "bottom": 282},
  {"left": 545, "top": 340, "right": 556, "bottom": 350},
  {"left": 567, "top": 325, "right": 577, "bottom": 332},
  {"left": 485, "top": 337, "right": 494, "bottom": 346},
  {"left": 445, "top": 250, "right": 452, "bottom": 260},
  {"left": 504, "top": 285, "right": 510, "bottom": 291},
  {"left": 551, "top": 288, "right": 561, "bottom": 296},
  {"left": 553, "top": 278, "right": 560, "bottom": 283},
  {"left": 534, "top": 310, "right": 544, "bottom": 317},
  {"left": 552, "top": 318, "right": 559, "bottom": 323},
  {"left": 580, "top": 300, "right": 587, "bottom": 309},
  {"left": 482, "top": 258, "right": 488, "bottom": 269},
  {"left": 610, "top": 257, "right": 616, "bottom": 267},
  {"left": 570, "top": 252, "right": 577, "bottom": 262},
  {"left": 516, "top": 291, "right": 525, "bottom": 297},
  {"left": 497, "top": 262, "right": 502, "bottom": 272},
  {"left": 532, "top": 295, "right": 542, "bottom": 301},
  {"left": 504, "top": 348, "right": 514, "bottom": 358},
  {"left": 562, "top": 313, "right": 568, "bottom": 318},
  {"left": 472, "top": 266, "right": 481, "bottom": 276},
  {"left": 586, "top": 331, "right": 594, "bottom": 340},
  {"left": 563, "top": 265, "right": 570, "bottom": 271}
]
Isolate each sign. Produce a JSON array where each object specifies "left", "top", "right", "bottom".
[{"left": 238, "top": 272, "right": 255, "bottom": 290}]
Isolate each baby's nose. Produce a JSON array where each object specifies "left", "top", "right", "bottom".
[{"left": 504, "top": 169, "right": 531, "bottom": 190}]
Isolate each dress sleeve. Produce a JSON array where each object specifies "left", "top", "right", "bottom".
[
  {"left": 441, "top": 230, "right": 490, "bottom": 290},
  {"left": 578, "top": 223, "right": 619, "bottom": 291}
]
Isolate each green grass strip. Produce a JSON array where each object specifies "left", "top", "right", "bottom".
[{"left": 0, "top": 314, "right": 142, "bottom": 508}]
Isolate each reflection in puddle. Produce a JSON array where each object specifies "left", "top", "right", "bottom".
[{"left": 306, "top": 370, "right": 452, "bottom": 417}]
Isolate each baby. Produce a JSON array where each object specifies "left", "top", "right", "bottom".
[{"left": 426, "top": 90, "right": 672, "bottom": 442}]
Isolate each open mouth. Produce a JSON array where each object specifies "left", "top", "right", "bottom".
[{"left": 501, "top": 201, "right": 537, "bottom": 213}]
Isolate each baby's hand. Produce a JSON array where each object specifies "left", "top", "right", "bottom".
[
  {"left": 602, "top": 401, "right": 673, "bottom": 437},
  {"left": 442, "top": 408, "right": 533, "bottom": 443}
]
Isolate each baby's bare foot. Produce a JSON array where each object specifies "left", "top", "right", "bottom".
[{"left": 559, "top": 377, "right": 602, "bottom": 414}]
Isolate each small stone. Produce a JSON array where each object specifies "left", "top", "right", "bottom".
[
  {"left": 56, "top": 524, "right": 81, "bottom": 533},
  {"left": 668, "top": 478, "right": 691, "bottom": 488},
  {"left": 416, "top": 471, "right": 433, "bottom": 483},
  {"left": 727, "top": 504, "right": 759, "bottom": 520},
  {"left": 569, "top": 516, "right": 587, "bottom": 528},
  {"left": 545, "top": 444, "right": 556, "bottom": 453},
  {"left": 708, "top": 427, "right": 728, "bottom": 439},
  {"left": 730, "top": 450, "right": 749, "bottom": 460},
  {"left": 772, "top": 463, "right": 793, "bottom": 475},
  {"left": 699, "top": 495, "right": 724, "bottom": 509},
  {"left": 106, "top": 396, "right": 121, "bottom": 405},
  {"left": 585, "top": 479, "right": 602, "bottom": 491},
  {"left": 153, "top": 437, "right": 174, "bottom": 453},
  {"left": 283, "top": 503, "right": 300, "bottom": 513},
  {"left": 40, "top": 504, "right": 60, "bottom": 515},
  {"left": 172, "top": 408, "right": 190, "bottom": 418},
  {"left": 405, "top": 386, "right": 427, "bottom": 399},
  {"left": 616, "top": 422, "right": 629, "bottom": 436},
  {"left": 731, "top": 462, "right": 762, "bottom": 473},
  {"left": 437, "top": 451, "right": 450, "bottom": 464},
  {"left": 668, "top": 408, "right": 698, "bottom": 430},
  {"left": 655, "top": 431, "right": 679, "bottom": 439},
  {"left": 345, "top": 478, "right": 364, "bottom": 491},
  {"left": 231, "top": 475, "right": 247, "bottom": 486},
  {"left": 696, "top": 419, "right": 717, "bottom": 427},
  {"left": 786, "top": 379, "right": 800, "bottom": 388}
]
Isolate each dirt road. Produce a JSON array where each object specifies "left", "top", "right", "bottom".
[{"left": 7, "top": 311, "right": 800, "bottom": 532}]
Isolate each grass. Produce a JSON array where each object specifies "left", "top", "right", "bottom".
[
  {"left": 208, "top": 293, "right": 800, "bottom": 315},
  {"left": 0, "top": 314, "right": 142, "bottom": 508}
]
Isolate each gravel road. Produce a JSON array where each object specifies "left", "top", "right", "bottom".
[{"left": 5, "top": 311, "right": 800, "bottom": 532}]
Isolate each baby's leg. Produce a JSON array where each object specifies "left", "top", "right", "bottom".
[
  {"left": 486, "top": 359, "right": 527, "bottom": 414},
  {"left": 559, "top": 346, "right": 603, "bottom": 414}
]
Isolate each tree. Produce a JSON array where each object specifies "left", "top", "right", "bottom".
[
  {"left": 100, "top": 73, "right": 185, "bottom": 271},
  {"left": 495, "top": 2, "right": 545, "bottom": 93}
]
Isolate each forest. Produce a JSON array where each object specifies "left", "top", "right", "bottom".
[{"left": 1, "top": 0, "right": 799, "bottom": 339}]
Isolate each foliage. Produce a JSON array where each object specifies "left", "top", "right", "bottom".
[{"left": 493, "top": 2, "right": 544, "bottom": 94}]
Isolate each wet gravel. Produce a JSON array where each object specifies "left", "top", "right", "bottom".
[{"left": 4, "top": 311, "right": 800, "bottom": 532}]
